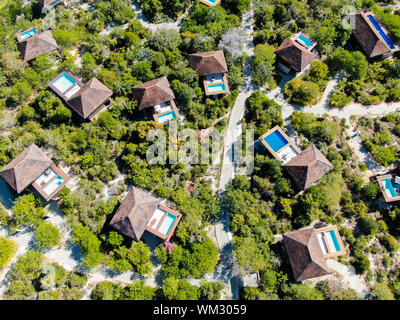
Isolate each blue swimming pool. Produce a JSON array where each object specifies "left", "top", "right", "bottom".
[
  {"left": 52, "top": 73, "right": 76, "bottom": 93},
  {"left": 43, "top": 175, "right": 64, "bottom": 196},
  {"left": 20, "top": 28, "right": 37, "bottom": 40},
  {"left": 208, "top": 83, "right": 226, "bottom": 92},
  {"left": 325, "top": 230, "right": 341, "bottom": 252},
  {"left": 158, "top": 111, "right": 176, "bottom": 123},
  {"left": 159, "top": 213, "right": 177, "bottom": 236},
  {"left": 382, "top": 178, "right": 398, "bottom": 198},
  {"left": 367, "top": 15, "right": 395, "bottom": 50},
  {"left": 264, "top": 130, "right": 288, "bottom": 152},
  {"left": 297, "top": 35, "right": 313, "bottom": 47},
  {"left": 202, "top": 0, "right": 217, "bottom": 4}
]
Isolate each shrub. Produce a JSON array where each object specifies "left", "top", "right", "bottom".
[
  {"left": 35, "top": 223, "right": 61, "bottom": 249},
  {"left": 0, "top": 238, "right": 17, "bottom": 269}
]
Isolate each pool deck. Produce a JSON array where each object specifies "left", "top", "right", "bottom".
[
  {"left": 145, "top": 204, "right": 182, "bottom": 241},
  {"left": 152, "top": 99, "right": 180, "bottom": 125},
  {"left": 362, "top": 12, "right": 400, "bottom": 54},
  {"left": 376, "top": 174, "right": 400, "bottom": 203},
  {"left": 315, "top": 225, "right": 346, "bottom": 259},
  {"left": 293, "top": 32, "right": 317, "bottom": 51},
  {"left": 48, "top": 71, "right": 83, "bottom": 101},
  {"left": 259, "top": 125, "right": 301, "bottom": 162},
  {"left": 15, "top": 26, "right": 38, "bottom": 43},
  {"left": 31, "top": 163, "right": 69, "bottom": 201},
  {"left": 203, "top": 73, "right": 230, "bottom": 96},
  {"left": 199, "top": 0, "right": 221, "bottom": 7}
]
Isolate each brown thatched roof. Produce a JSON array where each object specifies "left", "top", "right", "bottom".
[
  {"left": 38, "top": 0, "right": 62, "bottom": 8},
  {"left": 18, "top": 30, "right": 58, "bottom": 61},
  {"left": 283, "top": 228, "right": 330, "bottom": 281},
  {"left": 283, "top": 145, "right": 333, "bottom": 190},
  {"left": 275, "top": 39, "right": 317, "bottom": 72},
  {"left": 351, "top": 12, "right": 391, "bottom": 58},
  {"left": 132, "top": 77, "right": 175, "bottom": 110},
  {"left": 189, "top": 50, "right": 228, "bottom": 75},
  {"left": 0, "top": 144, "right": 53, "bottom": 194},
  {"left": 66, "top": 78, "right": 112, "bottom": 119},
  {"left": 109, "top": 187, "right": 162, "bottom": 241}
]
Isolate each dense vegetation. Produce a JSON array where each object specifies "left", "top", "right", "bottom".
[{"left": 0, "top": 0, "right": 400, "bottom": 301}]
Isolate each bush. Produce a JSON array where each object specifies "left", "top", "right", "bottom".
[
  {"left": 252, "top": 44, "right": 275, "bottom": 86},
  {"left": 0, "top": 238, "right": 17, "bottom": 269},
  {"left": 284, "top": 78, "right": 321, "bottom": 106},
  {"left": 9, "top": 250, "right": 44, "bottom": 281},
  {"left": 372, "top": 282, "right": 395, "bottom": 300},
  {"left": 35, "top": 223, "right": 61, "bottom": 249}
]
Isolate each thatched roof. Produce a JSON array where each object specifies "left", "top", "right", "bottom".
[
  {"left": 275, "top": 39, "right": 317, "bottom": 72},
  {"left": 18, "top": 30, "right": 58, "bottom": 61},
  {"left": 283, "top": 228, "right": 330, "bottom": 281},
  {"left": 66, "top": 78, "right": 112, "bottom": 119},
  {"left": 351, "top": 12, "right": 391, "bottom": 58},
  {"left": 109, "top": 187, "right": 162, "bottom": 241},
  {"left": 189, "top": 50, "right": 228, "bottom": 75},
  {"left": 132, "top": 77, "right": 175, "bottom": 110},
  {"left": 0, "top": 144, "right": 53, "bottom": 194},
  {"left": 283, "top": 145, "right": 333, "bottom": 190}
]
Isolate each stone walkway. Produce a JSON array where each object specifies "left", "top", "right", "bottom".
[{"left": 326, "top": 259, "right": 369, "bottom": 299}]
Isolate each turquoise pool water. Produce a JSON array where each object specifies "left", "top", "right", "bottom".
[
  {"left": 367, "top": 15, "right": 395, "bottom": 50},
  {"left": 159, "top": 213, "right": 177, "bottom": 235},
  {"left": 264, "top": 130, "right": 288, "bottom": 152},
  {"left": 43, "top": 175, "right": 64, "bottom": 196},
  {"left": 158, "top": 111, "right": 176, "bottom": 123},
  {"left": 382, "top": 178, "right": 397, "bottom": 198},
  {"left": 297, "top": 35, "right": 313, "bottom": 47},
  {"left": 20, "top": 28, "right": 37, "bottom": 40},
  {"left": 52, "top": 73, "right": 76, "bottom": 93},
  {"left": 325, "top": 230, "right": 341, "bottom": 252},
  {"left": 208, "top": 83, "right": 226, "bottom": 92},
  {"left": 203, "top": 0, "right": 217, "bottom": 3}
]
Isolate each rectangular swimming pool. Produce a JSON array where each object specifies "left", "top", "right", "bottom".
[
  {"left": 52, "top": 73, "right": 77, "bottom": 93},
  {"left": 158, "top": 213, "right": 177, "bottom": 236},
  {"left": 157, "top": 111, "right": 176, "bottom": 123},
  {"left": 382, "top": 178, "right": 398, "bottom": 198},
  {"left": 297, "top": 35, "right": 313, "bottom": 47},
  {"left": 367, "top": 14, "right": 395, "bottom": 50},
  {"left": 324, "top": 230, "right": 341, "bottom": 252},
  {"left": 20, "top": 28, "right": 37, "bottom": 40},
  {"left": 264, "top": 129, "right": 289, "bottom": 152},
  {"left": 202, "top": 0, "right": 217, "bottom": 4},
  {"left": 43, "top": 175, "right": 64, "bottom": 196},
  {"left": 208, "top": 83, "right": 226, "bottom": 92}
]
